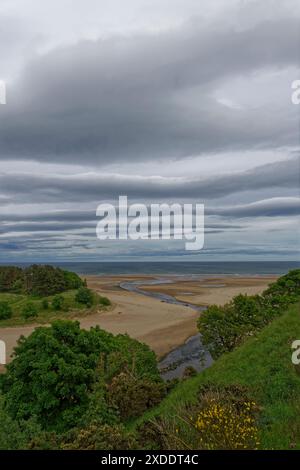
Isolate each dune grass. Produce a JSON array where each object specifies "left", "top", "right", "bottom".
[{"left": 133, "top": 302, "right": 300, "bottom": 449}]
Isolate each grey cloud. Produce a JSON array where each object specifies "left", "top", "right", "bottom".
[
  {"left": 0, "top": 16, "right": 299, "bottom": 164},
  {"left": 0, "top": 197, "right": 298, "bottom": 241},
  {"left": 0, "top": 222, "right": 95, "bottom": 234},
  {"left": 0, "top": 157, "right": 298, "bottom": 203},
  {"left": 211, "top": 197, "right": 300, "bottom": 218},
  {"left": 0, "top": 211, "right": 95, "bottom": 223}
]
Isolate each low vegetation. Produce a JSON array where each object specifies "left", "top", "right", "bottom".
[
  {"left": 198, "top": 269, "right": 300, "bottom": 359},
  {"left": 0, "top": 265, "right": 111, "bottom": 326},
  {"left": 133, "top": 300, "right": 300, "bottom": 450},
  {"left": 0, "top": 320, "right": 165, "bottom": 447},
  {"left": 0, "top": 265, "right": 84, "bottom": 296}
]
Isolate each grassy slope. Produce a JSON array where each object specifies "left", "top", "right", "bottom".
[
  {"left": 0, "top": 290, "right": 110, "bottom": 327},
  {"left": 134, "top": 302, "right": 300, "bottom": 449}
]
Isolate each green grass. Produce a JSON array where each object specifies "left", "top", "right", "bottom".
[
  {"left": 0, "top": 290, "right": 112, "bottom": 327},
  {"left": 133, "top": 302, "right": 300, "bottom": 449}
]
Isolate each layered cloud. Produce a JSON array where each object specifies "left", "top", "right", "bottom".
[
  {"left": 0, "top": 0, "right": 299, "bottom": 260},
  {"left": 0, "top": 12, "right": 299, "bottom": 164},
  {"left": 0, "top": 156, "right": 298, "bottom": 204}
]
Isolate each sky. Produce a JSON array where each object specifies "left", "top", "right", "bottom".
[{"left": 0, "top": 0, "right": 299, "bottom": 262}]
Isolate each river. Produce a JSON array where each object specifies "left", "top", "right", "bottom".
[{"left": 120, "top": 278, "right": 213, "bottom": 380}]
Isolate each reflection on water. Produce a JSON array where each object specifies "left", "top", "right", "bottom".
[{"left": 120, "top": 277, "right": 213, "bottom": 380}]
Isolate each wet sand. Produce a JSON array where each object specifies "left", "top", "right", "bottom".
[
  {"left": 139, "top": 275, "right": 277, "bottom": 306},
  {"left": 0, "top": 274, "right": 277, "bottom": 368}
]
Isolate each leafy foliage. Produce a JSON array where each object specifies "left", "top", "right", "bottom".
[
  {"left": 21, "top": 302, "right": 38, "bottom": 319},
  {"left": 75, "top": 287, "right": 94, "bottom": 307},
  {"left": 108, "top": 371, "right": 166, "bottom": 420},
  {"left": 138, "top": 385, "right": 260, "bottom": 450},
  {"left": 99, "top": 296, "right": 111, "bottom": 307},
  {"left": 0, "top": 301, "right": 12, "bottom": 320},
  {"left": 62, "top": 270, "right": 84, "bottom": 290},
  {"left": 51, "top": 295, "right": 64, "bottom": 311},
  {"left": 41, "top": 298, "right": 49, "bottom": 310},
  {"left": 11, "top": 279, "right": 24, "bottom": 294},
  {"left": 138, "top": 301, "right": 300, "bottom": 450},
  {"left": 193, "top": 386, "right": 260, "bottom": 450},
  {"left": 198, "top": 269, "right": 300, "bottom": 359},
  {"left": 262, "top": 269, "right": 300, "bottom": 308},
  {"left": 0, "top": 265, "right": 84, "bottom": 297},
  {"left": 61, "top": 423, "right": 137, "bottom": 450},
  {"left": 1, "top": 320, "right": 161, "bottom": 432},
  {"left": 0, "top": 396, "right": 44, "bottom": 450},
  {"left": 0, "top": 266, "right": 23, "bottom": 292}
]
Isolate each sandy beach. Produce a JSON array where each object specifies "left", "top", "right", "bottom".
[{"left": 0, "top": 274, "right": 277, "bottom": 367}]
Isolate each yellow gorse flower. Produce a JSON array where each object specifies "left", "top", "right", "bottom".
[{"left": 194, "top": 399, "right": 260, "bottom": 450}]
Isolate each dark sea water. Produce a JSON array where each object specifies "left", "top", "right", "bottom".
[{"left": 7, "top": 260, "right": 298, "bottom": 276}]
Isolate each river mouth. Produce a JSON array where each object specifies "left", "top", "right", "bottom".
[{"left": 119, "top": 277, "right": 213, "bottom": 380}]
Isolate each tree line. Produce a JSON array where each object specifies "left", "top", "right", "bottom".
[{"left": 0, "top": 265, "right": 84, "bottom": 297}]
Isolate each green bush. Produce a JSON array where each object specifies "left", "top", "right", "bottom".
[
  {"left": 0, "top": 302, "right": 12, "bottom": 320},
  {"left": 0, "top": 265, "right": 83, "bottom": 296},
  {"left": 52, "top": 295, "right": 64, "bottom": 311},
  {"left": 262, "top": 269, "right": 300, "bottom": 308},
  {"left": 99, "top": 296, "right": 111, "bottom": 307},
  {"left": 11, "top": 279, "right": 24, "bottom": 294},
  {"left": 1, "top": 320, "right": 161, "bottom": 432},
  {"left": 138, "top": 385, "right": 260, "bottom": 450},
  {"left": 21, "top": 303, "right": 38, "bottom": 319},
  {"left": 61, "top": 423, "right": 137, "bottom": 450},
  {"left": 198, "top": 269, "right": 300, "bottom": 359},
  {"left": 0, "top": 266, "right": 23, "bottom": 292},
  {"left": 198, "top": 296, "right": 263, "bottom": 359},
  {"left": 41, "top": 299, "right": 49, "bottom": 310},
  {"left": 75, "top": 287, "right": 94, "bottom": 307},
  {"left": 0, "top": 396, "right": 43, "bottom": 450},
  {"left": 63, "top": 271, "right": 84, "bottom": 290},
  {"left": 108, "top": 371, "right": 165, "bottom": 420}
]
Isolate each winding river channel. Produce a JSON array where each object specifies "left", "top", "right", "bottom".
[{"left": 120, "top": 279, "right": 213, "bottom": 380}]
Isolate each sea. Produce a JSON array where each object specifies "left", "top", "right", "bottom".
[{"left": 2, "top": 260, "right": 299, "bottom": 276}]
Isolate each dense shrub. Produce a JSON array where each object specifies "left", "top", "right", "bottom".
[
  {"left": 0, "top": 396, "right": 45, "bottom": 450},
  {"left": 0, "top": 264, "right": 83, "bottom": 297},
  {"left": 63, "top": 271, "right": 84, "bottom": 290},
  {"left": 198, "top": 296, "right": 261, "bottom": 359},
  {"left": 0, "top": 266, "right": 23, "bottom": 292},
  {"left": 11, "top": 279, "right": 24, "bottom": 294},
  {"left": 75, "top": 287, "right": 94, "bottom": 306},
  {"left": 198, "top": 270, "right": 300, "bottom": 359},
  {"left": 99, "top": 296, "right": 111, "bottom": 307},
  {"left": 0, "top": 302, "right": 12, "bottom": 320},
  {"left": 1, "top": 320, "right": 161, "bottom": 432},
  {"left": 52, "top": 295, "right": 64, "bottom": 311},
  {"left": 193, "top": 386, "right": 260, "bottom": 450},
  {"left": 61, "top": 423, "right": 137, "bottom": 450},
  {"left": 262, "top": 269, "right": 300, "bottom": 309},
  {"left": 21, "top": 303, "right": 38, "bottom": 319},
  {"left": 24, "top": 265, "right": 67, "bottom": 297},
  {"left": 138, "top": 385, "right": 260, "bottom": 450},
  {"left": 108, "top": 371, "right": 165, "bottom": 420},
  {"left": 41, "top": 299, "right": 49, "bottom": 310}
]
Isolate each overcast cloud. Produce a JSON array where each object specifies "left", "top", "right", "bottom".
[{"left": 0, "top": 0, "right": 299, "bottom": 261}]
